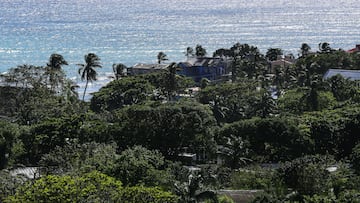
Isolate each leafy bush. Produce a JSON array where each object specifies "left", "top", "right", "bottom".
[
  {"left": 5, "top": 171, "right": 122, "bottom": 202},
  {"left": 278, "top": 88, "right": 336, "bottom": 114},
  {"left": 39, "top": 142, "right": 118, "bottom": 175},
  {"left": 114, "top": 101, "right": 217, "bottom": 160},
  {"left": 90, "top": 77, "right": 154, "bottom": 112},
  {"left": 351, "top": 143, "right": 360, "bottom": 175},
  {"left": 112, "top": 145, "right": 173, "bottom": 188},
  {"left": 0, "top": 121, "right": 21, "bottom": 169},
  {"left": 117, "top": 186, "right": 178, "bottom": 203},
  {"left": 5, "top": 171, "right": 178, "bottom": 203},
  {"left": 277, "top": 155, "right": 336, "bottom": 196},
  {"left": 230, "top": 167, "right": 273, "bottom": 190},
  {"left": 218, "top": 116, "right": 313, "bottom": 162}
]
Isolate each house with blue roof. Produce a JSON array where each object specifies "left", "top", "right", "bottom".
[
  {"left": 177, "top": 57, "right": 227, "bottom": 82},
  {"left": 324, "top": 69, "right": 360, "bottom": 81}
]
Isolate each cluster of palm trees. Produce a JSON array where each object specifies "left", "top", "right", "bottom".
[{"left": 0, "top": 53, "right": 104, "bottom": 101}]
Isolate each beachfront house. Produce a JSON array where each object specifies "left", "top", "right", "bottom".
[{"left": 177, "top": 57, "right": 227, "bottom": 82}]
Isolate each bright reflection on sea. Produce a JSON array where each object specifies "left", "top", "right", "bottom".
[{"left": 0, "top": 0, "right": 360, "bottom": 98}]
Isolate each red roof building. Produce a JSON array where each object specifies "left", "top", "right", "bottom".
[{"left": 347, "top": 44, "right": 360, "bottom": 53}]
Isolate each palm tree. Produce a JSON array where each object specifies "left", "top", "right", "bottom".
[
  {"left": 185, "top": 47, "right": 195, "bottom": 58},
  {"left": 157, "top": 52, "right": 168, "bottom": 64},
  {"left": 195, "top": 44, "right": 207, "bottom": 57},
  {"left": 77, "top": 53, "right": 102, "bottom": 101},
  {"left": 61, "top": 79, "right": 79, "bottom": 103},
  {"left": 46, "top": 53, "right": 68, "bottom": 92},
  {"left": 266, "top": 48, "right": 283, "bottom": 61},
  {"left": 162, "top": 62, "right": 179, "bottom": 100},
  {"left": 174, "top": 174, "right": 218, "bottom": 203},
  {"left": 218, "top": 134, "right": 252, "bottom": 169},
  {"left": 318, "top": 42, "right": 333, "bottom": 53},
  {"left": 300, "top": 43, "right": 311, "bottom": 57},
  {"left": 112, "top": 63, "right": 127, "bottom": 80}
]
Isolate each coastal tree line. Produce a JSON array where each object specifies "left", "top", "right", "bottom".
[{"left": 1, "top": 42, "right": 360, "bottom": 202}]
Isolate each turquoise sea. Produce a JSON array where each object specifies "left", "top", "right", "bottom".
[{"left": 1, "top": 0, "right": 360, "bottom": 95}]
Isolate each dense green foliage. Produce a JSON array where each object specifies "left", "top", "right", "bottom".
[
  {"left": 39, "top": 142, "right": 118, "bottom": 175},
  {"left": 114, "top": 101, "right": 217, "bottom": 159},
  {"left": 229, "top": 167, "right": 274, "bottom": 190},
  {"left": 2, "top": 45, "right": 360, "bottom": 202},
  {"left": 112, "top": 145, "right": 173, "bottom": 187},
  {"left": 218, "top": 117, "right": 312, "bottom": 162},
  {"left": 5, "top": 171, "right": 122, "bottom": 202},
  {"left": 5, "top": 171, "right": 178, "bottom": 203},
  {"left": 91, "top": 77, "right": 154, "bottom": 112}
]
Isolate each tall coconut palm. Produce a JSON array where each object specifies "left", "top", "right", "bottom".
[
  {"left": 77, "top": 53, "right": 102, "bottom": 101},
  {"left": 157, "top": 52, "right": 168, "bottom": 64},
  {"left": 46, "top": 53, "right": 68, "bottom": 92},
  {"left": 112, "top": 63, "right": 127, "bottom": 80}
]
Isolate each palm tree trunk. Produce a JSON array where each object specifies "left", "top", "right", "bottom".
[{"left": 82, "top": 80, "right": 89, "bottom": 101}]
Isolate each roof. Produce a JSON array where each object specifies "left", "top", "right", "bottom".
[
  {"left": 131, "top": 63, "right": 168, "bottom": 70},
  {"left": 347, "top": 44, "right": 360, "bottom": 53},
  {"left": 181, "top": 57, "right": 224, "bottom": 67},
  {"left": 178, "top": 153, "right": 196, "bottom": 158},
  {"left": 323, "top": 69, "right": 360, "bottom": 80},
  {"left": 10, "top": 167, "right": 40, "bottom": 179}
]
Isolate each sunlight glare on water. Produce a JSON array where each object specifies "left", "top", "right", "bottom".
[{"left": 1, "top": 0, "right": 360, "bottom": 97}]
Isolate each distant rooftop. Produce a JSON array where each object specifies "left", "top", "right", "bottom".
[
  {"left": 132, "top": 63, "right": 168, "bottom": 70},
  {"left": 347, "top": 44, "right": 360, "bottom": 53},
  {"left": 10, "top": 167, "right": 40, "bottom": 179},
  {"left": 324, "top": 69, "right": 360, "bottom": 80},
  {"left": 183, "top": 57, "right": 224, "bottom": 67}
]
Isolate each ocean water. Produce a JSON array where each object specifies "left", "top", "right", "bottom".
[{"left": 1, "top": 0, "right": 360, "bottom": 96}]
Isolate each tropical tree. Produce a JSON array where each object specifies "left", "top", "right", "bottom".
[
  {"left": 39, "top": 142, "right": 118, "bottom": 175},
  {"left": 229, "top": 43, "right": 267, "bottom": 81},
  {"left": 253, "top": 91, "right": 277, "bottom": 118},
  {"left": 114, "top": 101, "right": 217, "bottom": 159},
  {"left": 0, "top": 121, "right": 21, "bottom": 169},
  {"left": 327, "top": 74, "right": 359, "bottom": 102},
  {"left": 217, "top": 134, "right": 252, "bottom": 169},
  {"left": 112, "top": 63, "right": 127, "bottom": 80},
  {"left": 157, "top": 52, "right": 168, "bottom": 64},
  {"left": 112, "top": 146, "right": 173, "bottom": 188},
  {"left": 77, "top": 53, "right": 102, "bottom": 101},
  {"left": 318, "top": 42, "right": 333, "bottom": 53},
  {"left": 300, "top": 43, "right": 311, "bottom": 57},
  {"left": 45, "top": 53, "right": 68, "bottom": 92},
  {"left": 185, "top": 47, "right": 195, "bottom": 58},
  {"left": 160, "top": 62, "right": 182, "bottom": 100},
  {"left": 213, "top": 48, "right": 232, "bottom": 58},
  {"left": 266, "top": 48, "right": 283, "bottom": 61},
  {"left": 174, "top": 173, "right": 218, "bottom": 203},
  {"left": 90, "top": 77, "right": 154, "bottom": 112},
  {"left": 195, "top": 44, "right": 207, "bottom": 57},
  {"left": 61, "top": 79, "right": 79, "bottom": 103},
  {"left": 5, "top": 171, "right": 123, "bottom": 202}
]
